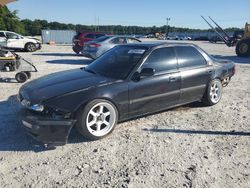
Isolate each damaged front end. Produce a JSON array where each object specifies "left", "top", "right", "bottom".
[{"left": 18, "top": 94, "right": 76, "bottom": 145}]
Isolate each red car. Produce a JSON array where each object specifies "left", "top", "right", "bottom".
[{"left": 72, "top": 32, "right": 106, "bottom": 54}]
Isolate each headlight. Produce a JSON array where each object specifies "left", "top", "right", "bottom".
[{"left": 29, "top": 104, "right": 44, "bottom": 112}]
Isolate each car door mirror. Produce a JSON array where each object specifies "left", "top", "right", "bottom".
[{"left": 140, "top": 68, "right": 155, "bottom": 78}]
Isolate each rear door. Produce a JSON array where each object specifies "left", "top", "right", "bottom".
[
  {"left": 0, "top": 32, "right": 7, "bottom": 47},
  {"left": 175, "top": 46, "right": 213, "bottom": 103},
  {"left": 129, "top": 47, "right": 181, "bottom": 116}
]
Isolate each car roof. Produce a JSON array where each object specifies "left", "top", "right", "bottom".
[{"left": 123, "top": 42, "right": 198, "bottom": 48}]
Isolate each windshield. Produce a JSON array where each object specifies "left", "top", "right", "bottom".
[{"left": 85, "top": 45, "right": 148, "bottom": 79}]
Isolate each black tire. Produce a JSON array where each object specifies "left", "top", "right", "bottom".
[
  {"left": 76, "top": 99, "right": 118, "bottom": 140},
  {"left": 236, "top": 39, "right": 250, "bottom": 57},
  {"left": 25, "top": 72, "right": 31, "bottom": 79},
  {"left": 15, "top": 72, "right": 28, "bottom": 83},
  {"left": 202, "top": 79, "right": 223, "bottom": 106},
  {"left": 25, "top": 43, "right": 36, "bottom": 52}
]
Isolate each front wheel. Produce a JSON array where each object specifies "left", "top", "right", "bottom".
[
  {"left": 25, "top": 43, "right": 36, "bottom": 52},
  {"left": 202, "top": 79, "right": 223, "bottom": 106},
  {"left": 76, "top": 99, "right": 118, "bottom": 140}
]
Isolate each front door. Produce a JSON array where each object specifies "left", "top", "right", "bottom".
[
  {"left": 6, "top": 32, "right": 24, "bottom": 49},
  {"left": 129, "top": 47, "right": 181, "bottom": 117}
]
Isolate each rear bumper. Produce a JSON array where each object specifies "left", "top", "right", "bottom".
[{"left": 21, "top": 109, "right": 76, "bottom": 145}]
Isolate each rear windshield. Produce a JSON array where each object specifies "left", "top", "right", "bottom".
[{"left": 93, "top": 35, "right": 113, "bottom": 43}]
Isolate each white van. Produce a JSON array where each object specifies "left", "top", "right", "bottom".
[{"left": 0, "top": 31, "right": 41, "bottom": 52}]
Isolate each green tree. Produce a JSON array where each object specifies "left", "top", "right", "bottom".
[{"left": 0, "top": 6, "right": 25, "bottom": 34}]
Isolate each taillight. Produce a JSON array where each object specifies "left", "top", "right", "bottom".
[
  {"left": 232, "top": 64, "right": 236, "bottom": 75},
  {"left": 89, "top": 43, "right": 101, "bottom": 48}
]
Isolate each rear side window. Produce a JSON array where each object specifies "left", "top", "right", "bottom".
[
  {"left": 111, "top": 37, "right": 127, "bottom": 44},
  {"left": 127, "top": 38, "right": 141, "bottom": 43},
  {"left": 142, "top": 47, "right": 177, "bottom": 74},
  {"left": 175, "top": 46, "right": 207, "bottom": 68},
  {"left": 94, "top": 34, "right": 105, "bottom": 38},
  {"left": 85, "top": 34, "right": 95, "bottom": 39},
  {"left": 0, "top": 32, "right": 6, "bottom": 37}
]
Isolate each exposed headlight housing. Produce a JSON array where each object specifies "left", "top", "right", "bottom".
[
  {"left": 21, "top": 99, "right": 31, "bottom": 107},
  {"left": 29, "top": 104, "right": 44, "bottom": 112}
]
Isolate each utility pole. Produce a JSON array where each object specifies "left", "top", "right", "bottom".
[
  {"left": 97, "top": 16, "right": 100, "bottom": 32},
  {"left": 166, "top": 17, "right": 170, "bottom": 37}
]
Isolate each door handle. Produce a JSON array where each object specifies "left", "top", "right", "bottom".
[
  {"left": 169, "top": 77, "right": 177, "bottom": 82},
  {"left": 207, "top": 70, "right": 213, "bottom": 74}
]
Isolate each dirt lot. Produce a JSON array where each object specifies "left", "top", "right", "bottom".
[{"left": 0, "top": 41, "right": 249, "bottom": 188}]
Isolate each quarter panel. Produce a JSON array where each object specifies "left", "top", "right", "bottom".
[{"left": 180, "top": 66, "right": 214, "bottom": 102}]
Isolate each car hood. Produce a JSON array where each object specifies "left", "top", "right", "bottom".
[
  {"left": 19, "top": 68, "right": 113, "bottom": 104},
  {"left": 25, "top": 36, "right": 41, "bottom": 43}
]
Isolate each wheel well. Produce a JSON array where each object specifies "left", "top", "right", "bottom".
[
  {"left": 25, "top": 42, "right": 34, "bottom": 47},
  {"left": 73, "top": 98, "right": 120, "bottom": 121}
]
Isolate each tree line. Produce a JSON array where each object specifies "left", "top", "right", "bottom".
[{"left": 0, "top": 6, "right": 241, "bottom": 36}]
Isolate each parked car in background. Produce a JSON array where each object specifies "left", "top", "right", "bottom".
[
  {"left": 179, "top": 36, "right": 192, "bottom": 40},
  {"left": 194, "top": 36, "right": 209, "bottom": 41},
  {"left": 0, "top": 31, "right": 41, "bottom": 52},
  {"left": 209, "top": 36, "right": 224, "bottom": 43},
  {"left": 166, "top": 35, "right": 179, "bottom": 40},
  {"left": 72, "top": 32, "right": 107, "bottom": 54},
  {"left": 82, "top": 35, "right": 141, "bottom": 59},
  {"left": 18, "top": 42, "right": 235, "bottom": 146}
]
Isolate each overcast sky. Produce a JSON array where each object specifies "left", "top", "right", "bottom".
[{"left": 8, "top": 0, "right": 250, "bottom": 29}]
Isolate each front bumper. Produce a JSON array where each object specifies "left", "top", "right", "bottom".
[
  {"left": 36, "top": 43, "right": 42, "bottom": 50},
  {"left": 72, "top": 44, "right": 83, "bottom": 54},
  {"left": 21, "top": 109, "right": 76, "bottom": 145}
]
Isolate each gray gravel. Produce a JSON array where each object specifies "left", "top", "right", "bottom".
[{"left": 0, "top": 41, "right": 249, "bottom": 188}]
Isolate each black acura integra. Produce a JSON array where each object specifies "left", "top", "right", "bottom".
[{"left": 18, "top": 43, "right": 235, "bottom": 146}]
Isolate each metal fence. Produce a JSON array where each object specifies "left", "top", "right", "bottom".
[{"left": 41, "top": 30, "right": 76, "bottom": 44}]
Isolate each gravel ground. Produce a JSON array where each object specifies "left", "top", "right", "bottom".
[{"left": 0, "top": 41, "right": 249, "bottom": 188}]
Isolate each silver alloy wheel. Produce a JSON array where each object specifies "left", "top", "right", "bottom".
[
  {"left": 86, "top": 102, "right": 116, "bottom": 137},
  {"left": 209, "top": 82, "right": 221, "bottom": 103},
  {"left": 27, "top": 43, "right": 35, "bottom": 52}
]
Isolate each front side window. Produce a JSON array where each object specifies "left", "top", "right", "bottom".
[
  {"left": 141, "top": 47, "right": 177, "bottom": 74},
  {"left": 85, "top": 46, "right": 148, "bottom": 79},
  {"left": 175, "top": 46, "right": 207, "bottom": 68},
  {"left": 6, "top": 32, "right": 20, "bottom": 39}
]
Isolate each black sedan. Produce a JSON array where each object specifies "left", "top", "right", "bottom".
[{"left": 18, "top": 43, "right": 235, "bottom": 146}]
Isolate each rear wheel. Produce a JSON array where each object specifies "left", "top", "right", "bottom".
[
  {"left": 15, "top": 72, "right": 28, "bottom": 83},
  {"left": 25, "top": 43, "right": 36, "bottom": 52},
  {"left": 236, "top": 39, "right": 250, "bottom": 57},
  {"left": 202, "top": 79, "right": 223, "bottom": 106},
  {"left": 76, "top": 99, "right": 118, "bottom": 140}
]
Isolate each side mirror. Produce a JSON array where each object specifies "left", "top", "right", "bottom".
[
  {"left": 140, "top": 68, "right": 155, "bottom": 78},
  {"left": 131, "top": 68, "right": 155, "bottom": 82}
]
